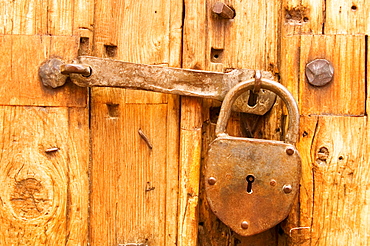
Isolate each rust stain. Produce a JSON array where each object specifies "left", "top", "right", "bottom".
[{"left": 285, "top": 5, "right": 310, "bottom": 24}]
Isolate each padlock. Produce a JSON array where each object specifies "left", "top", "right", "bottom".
[{"left": 205, "top": 78, "right": 301, "bottom": 236}]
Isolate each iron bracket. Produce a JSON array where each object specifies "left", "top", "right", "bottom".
[{"left": 39, "top": 56, "right": 277, "bottom": 115}]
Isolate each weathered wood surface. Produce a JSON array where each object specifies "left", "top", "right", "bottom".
[
  {"left": 0, "top": 35, "right": 86, "bottom": 107},
  {"left": 291, "top": 116, "right": 370, "bottom": 245},
  {"left": 280, "top": 1, "right": 370, "bottom": 245},
  {"left": 0, "top": 107, "right": 89, "bottom": 245},
  {"left": 177, "top": 97, "right": 203, "bottom": 246},
  {"left": 89, "top": 0, "right": 182, "bottom": 245},
  {"left": 1, "top": 0, "right": 369, "bottom": 245},
  {"left": 281, "top": 35, "right": 366, "bottom": 116},
  {"left": 182, "top": 0, "right": 283, "bottom": 245},
  {"left": 0, "top": 0, "right": 90, "bottom": 245},
  {"left": 90, "top": 88, "right": 179, "bottom": 245}
]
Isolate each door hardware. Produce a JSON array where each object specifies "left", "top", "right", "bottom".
[
  {"left": 39, "top": 56, "right": 277, "bottom": 115},
  {"left": 205, "top": 78, "right": 301, "bottom": 236},
  {"left": 305, "top": 58, "right": 334, "bottom": 87}
]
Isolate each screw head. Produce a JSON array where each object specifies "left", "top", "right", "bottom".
[
  {"left": 208, "top": 177, "right": 217, "bottom": 185},
  {"left": 283, "top": 184, "right": 293, "bottom": 194},
  {"left": 305, "top": 59, "right": 334, "bottom": 87},
  {"left": 270, "top": 179, "right": 277, "bottom": 186},
  {"left": 241, "top": 221, "right": 249, "bottom": 229},
  {"left": 286, "top": 146, "right": 295, "bottom": 155}
]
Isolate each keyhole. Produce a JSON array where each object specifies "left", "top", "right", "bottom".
[{"left": 246, "top": 175, "right": 255, "bottom": 194}]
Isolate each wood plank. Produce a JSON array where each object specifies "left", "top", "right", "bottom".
[
  {"left": 223, "top": 0, "right": 280, "bottom": 71},
  {"left": 73, "top": 0, "right": 94, "bottom": 56},
  {"left": 289, "top": 116, "right": 370, "bottom": 245},
  {"left": 177, "top": 97, "right": 203, "bottom": 246},
  {"left": 180, "top": 2, "right": 207, "bottom": 244},
  {"left": 165, "top": 94, "right": 181, "bottom": 246},
  {"left": 90, "top": 89, "right": 179, "bottom": 245},
  {"left": 367, "top": 36, "right": 370, "bottom": 114},
  {"left": 47, "top": 0, "right": 73, "bottom": 35},
  {"left": 94, "top": 0, "right": 175, "bottom": 64},
  {"left": 0, "top": 0, "right": 84, "bottom": 36},
  {"left": 184, "top": 0, "right": 282, "bottom": 245},
  {"left": 93, "top": 0, "right": 182, "bottom": 106},
  {"left": 281, "top": 0, "right": 324, "bottom": 35},
  {"left": 183, "top": 0, "right": 207, "bottom": 70},
  {"left": 279, "top": 35, "right": 301, "bottom": 101},
  {"left": 73, "top": 0, "right": 94, "bottom": 36},
  {"left": 90, "top": 1, "right": 182, "bottom": 243},
  {"left": 0, "top": 35, "right": 87, "bottom": 107},
  {"left": 325, "top": 0, "right": 367, "bottom": 34},
  {"left": 169, "top": 1, "right": 183, "bottom": 68},
  {"left": 298, "top": 35, "right": 365, "bottom": 116},
  {"left": 0, "top": 106, "right": 88, "bottom": 245},
  {"left": 281, "top": 35, "right": 366, "bottom": 116},
  {"left": 66, "top": 107, "right": 89, "bottom": 246},
  {"left": 0, "top": 0, "right": 48, "bottom": 35}
]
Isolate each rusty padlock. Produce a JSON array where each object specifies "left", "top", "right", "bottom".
[{"left": 205, "top": 78, "right": 301, "bottom": 236}]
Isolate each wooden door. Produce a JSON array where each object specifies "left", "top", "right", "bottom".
[{"left": 0, "top": 0, "right": 369, "bottom": 246}]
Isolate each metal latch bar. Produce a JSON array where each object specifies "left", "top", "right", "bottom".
[{"left": 39, "top": 56, "right": 277, "bottom": 114}]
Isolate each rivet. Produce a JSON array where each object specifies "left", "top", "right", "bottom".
[
  {"left": 283, "top": 184, "right": 293, "bottom": 194},
  {"left": 208, "top": 177, "right": 217, "bottom": 185},
  {"left": 241, "top": 221, "right": 249, "bottom": 229},
  {"left": 286, "top": 146, "right": 295, "bottom": 155},
  {"left": 305, "top": 59, "right": 334, "bottom": 87},
  {"left": 270, "top": 179, "right": 277, "bottom": 186}
]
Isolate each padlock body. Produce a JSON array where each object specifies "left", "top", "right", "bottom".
[{"left": 205, "top": 136, "right": 301, "bottom": 236}]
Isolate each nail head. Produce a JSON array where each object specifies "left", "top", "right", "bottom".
[{"left": 305, "top": 59, "right": 334, "bottom": 87}]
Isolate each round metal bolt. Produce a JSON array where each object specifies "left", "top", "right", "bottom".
[
  {"left": 208, "top": 177, "right": 217, "bottom": 185},
  {"left": 283, "top": 184, "right": 293, "bottom": 194},
  {"left": 305, "top": 59, "right": 334, "bottom": 87},
  {"left": 241, "top": 221, "right": 249, "bottom": 229},
  {"left": 286, "top": 146, "right": 295, "bottom": 155},
  {"left": 39, "top": 58, "right": 69, "bottom": 88},
  {"left": 270, "top": 179, "right": 277, "bottom": 186}
]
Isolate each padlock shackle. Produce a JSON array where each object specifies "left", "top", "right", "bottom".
[{"left": 216, "top": 79, "right": 299, "bottom": 145}]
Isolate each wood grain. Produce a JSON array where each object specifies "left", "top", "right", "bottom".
[
  {"left": 223, "top": 0, "right": 280, "bottom": 71},
  {"left": 0, "top": 106, "right": 88, "bottom": 245},
  {"left": 281, "top": 35, "right": 365, "bottom": 116},
  {"left": 0, "top": 35, "right": 87, "bottom": 107},
  {"left": 0, "top": 0, "right": 91, "bottom": 36},
  {"left": 281, "top": 0, "right": 324, "bottom": 35},
  {"left": 290, "top": 116, "right": 370, "bottom": 245},
  {"left": 90, "top": 88, "right": 179, "bottom": 246},
  {"left": 368, "top": 42, "right": 370, "bottom": 114},
  {"left": 90, "top": 1, "right": 182, "bottom": 244},
  {"left": 325, "top": 0, "right": 368, "bottom": 34},
  {"left": 181, "top": 2, "right": 207, "bottom": 244},
  {"left": 0, "top": 0, "right": 47, "bottom": 34},
  {"left": 177, "top": 97, "right": 203, "bottom": 246}
]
